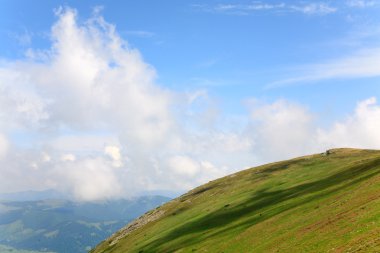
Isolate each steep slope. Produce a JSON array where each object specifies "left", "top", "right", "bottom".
[{"left": 92, "top": 149, "right": 380, "bottom": 253}]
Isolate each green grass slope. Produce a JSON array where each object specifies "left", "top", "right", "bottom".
[{"left": 92, "top": 149, "right": 380, "bottom": 253}]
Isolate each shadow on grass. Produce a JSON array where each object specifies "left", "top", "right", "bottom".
[{"left": 140, "top": 157, "right": 380, "bottom": 252}]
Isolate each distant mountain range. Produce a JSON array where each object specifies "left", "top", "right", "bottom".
[
  {"left": 0, "top": 190, "right": 68, "bottom": 202},
  {"left": 0, "top": 194, "right": 170, "bottom": 253}
]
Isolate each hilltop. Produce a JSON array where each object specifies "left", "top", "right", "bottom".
[{"left": 92, "top": 149, "right": 380, "bottom": 252}]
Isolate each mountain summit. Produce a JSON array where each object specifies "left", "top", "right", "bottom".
[{"left": 92, "top": 149, "right": 380, "bottom": 252}]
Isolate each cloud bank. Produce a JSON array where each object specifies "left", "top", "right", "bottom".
[
  {"left": 1, "top": 7, "right": 380, "bottom": 201},
  {"left": 0, "top": 7, "right": 253, "bottom": 200}
]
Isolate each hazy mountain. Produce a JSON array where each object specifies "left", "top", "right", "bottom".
[
  {"left": 92, "top": 149, "right": 380, "bottom": 252},
  {"left": 0, "top": 190, "right": 67, "bottom": 202},
  {"left": 0, "top": 196, "right": 170, "bottom": 253}
]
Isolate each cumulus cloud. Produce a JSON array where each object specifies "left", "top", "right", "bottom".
[
  {"left": 55, "top": 157, "right": 123, "bottom": 201},
  {"left": 164, "top": 155, "right": 227, "bottom": 190},
  {"left": 318, "top": 97, "right": 380, "bottom": 149},
  {"left": 0, "top": 7, "right": 171, "bottom": 199},
  {"left": 104, "top": 145, "right": 123, "bottom": 168},
  {"left": 247, "top": 99, "right": 318, "bottom": 162},
  {"left": 246, "top": 97, "right": 380, "bottom": 163},
  {"left": 0, "top": 7, "right": 254, "bottom": 200}
]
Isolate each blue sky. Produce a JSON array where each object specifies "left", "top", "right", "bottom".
[
  {"left": 0, "top": 1, "right": 380, "bottom": 199},
  {"left": 1, "top": 1, "right": 380, "bottom": 110}
]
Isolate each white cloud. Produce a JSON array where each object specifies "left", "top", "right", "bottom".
[
  {"left": 0, "top": 7, "right": 245, "bottom": 199},
  {"left": 0, "top": 67, "right": 49, "bottom": 129},
  {"left": 0, "top": 134, "right": 9, "bottom": 159},
  {"left": 215, "top": 3, "right": 286, "bottom": 12},
  {"left": 55, "top": 157, "right": 123, "bottom": 201},
  {"left": 123, "top": 30, "right": 155, "bottom": 38},
  {"left": 168, "top": 155, "right": 200, "bottom": 177},
  {"left": 61, "top": 154, "right": 76, "bottom": 162},
  {"left": 164, "top": 155, "right": 228, "bottom": 190},
  {"left": 247, "top": 99, "right": 319, "bottom": 162},
  {"left": 196, "top": 2, "right": 337, "bottom": 16},
  {"left": 41, "top": 152, "right": 51, "bottom": 162},
  {"left": 50, "top": 134, "right": 119, "bottom": 153},
  {"left": 246, "top": 97, "right": 380, "bottom": 162},
  {"left": 104, "top": 145, "right": 123, "bottom": 167},
  {"left": 9, "top": 7, "right": 173, "bottom": 146},
  {"left": 290, "top": 3, "right": 337, "bottom": 15},
  {"left": 269, "top": 47, "right": 380, "bottom": 87},
  {"left": 318, "top": 97, "right": 380, "bottom": 149},
  {"left": 346, "top": 0, "right": 378, "bottom": 8},
  {"left": 11, "top": 29, "right": 33, "bottom": 46},
  {"left": 104, "top": 145, "right": 121, "bottom": 161}
]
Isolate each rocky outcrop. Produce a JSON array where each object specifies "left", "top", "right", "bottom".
[{"left": 107, "top": 209, "right": 165, "bottom": 246}]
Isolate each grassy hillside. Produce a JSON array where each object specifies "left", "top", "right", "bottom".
[{"left": 92, "top": 149, "right": 380, "bottom": 253}]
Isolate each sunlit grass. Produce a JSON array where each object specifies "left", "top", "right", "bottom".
[{"left": 93, "top": 149, "right": 380, "bottom": 253}]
